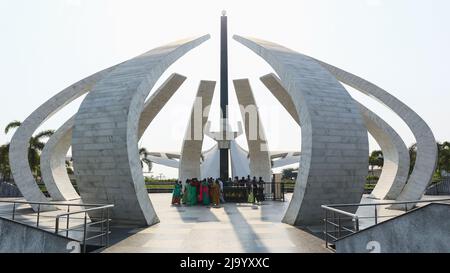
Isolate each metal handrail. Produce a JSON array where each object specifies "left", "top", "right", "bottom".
[
  {"left": 322, "top": 197, "right": 450, "bottom": 208},
  {"left": 0, "top": 199, "right": 113, "bottom": 252},
  {"left": 321, "top": 197, "right": 450, "bottom": 250},
  {"left": 54, "top": 204, "right": 113, "bottom": 253},
  {"left": 55, "top": 204, "right": 114, "bottom": 218},
  {"left": 0, "top": 199, "right": 109, "bottom": 207}
]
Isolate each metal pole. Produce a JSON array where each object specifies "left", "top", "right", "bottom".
[
  {"left": 12, "top": 203, "right": 16, "bottom": 220},
  {"left": 219, "top": 11, "right": 229, "bottom": 180},
  {"left": 333, "top": 211, "right": 337, "bottom": 240},
  {"left": 83, "top": 212, "right": 87, "bottom": 253},
  {"left": 55, "top": 217, "right": 60, "bottom": 234},
  {"left": 106, "top": 208, "right": 110, "bottom": 247},
  {"left": 101, "top": 208, "right": 105, "bottom": 246},
  {"left": 324, "top": 210, "right": 328, "bottom": 249},
  {"left": 355, "top": 217, "right": 359, "bottom": 232},
  {"left": 36, "top": 204, "right": 41, "bottom": 228},
  {"left": 66, "top": 205, "right": 70, "bottom": 237},
  {"left": 374, "top": 204, "right": 378, "bottom": 225},
  {"left": 337, "top": 215, "right": 341, "bottom": 239}
]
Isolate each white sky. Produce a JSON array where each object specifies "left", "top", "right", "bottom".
[{"left": 1, "top": 0, "right": 450, "bottom": 179}]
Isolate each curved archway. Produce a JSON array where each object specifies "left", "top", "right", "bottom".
[
  {"left": 234, "top": 35, "right": 369, "bottom": 226},
  {"left": 72, "top": 35, "right": 210, "bottom": 226},
  {"left": 40, "top": 73, "right": 187, "bottom": 201},
  {"left": 314, "top": 60, "right": 437, "bottom": 209},
  {"left": 9, "top": 64, "right": 120, "bottom": 211},
  {"left": 261, "top": 73, "right": 410, "bottom": 201}
]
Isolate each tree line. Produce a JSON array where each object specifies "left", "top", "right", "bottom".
[
  {"left": 0, "top": 120, "right": 154, "bottom": 183},
  {"left": 282, "top": 142, "right": 450, "bottom": 181}
]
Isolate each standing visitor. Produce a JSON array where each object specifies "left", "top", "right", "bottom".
[
  {"left": 191, "top": 178, "right": 201, "bottom": 203},
  {"left": 251, "top": 176, "right": 258, "bottom": 204},
  {"left": 182, "top": 179, "right": 189, "bottom": 205},
  {"left": 199, "top": 178, "right": 210, "bottom": 205},
  {"left": 208, "top": 178, "right": 213, "bottom": 201},
  {"left": 233, "top": 176, "right": 239, "bottom": 186},
  {"left": 258, "top": 177, "right": 265, "bottom": 202},
  {"left": 218, "top": 178, "right": 225, "bottom": 203},
  {"left": 171, "top": 181, "right": 182, "bottom": 205},
  {"left": 240, "top": 176, "right": 246, "bottom": 186},
  {"left": 187, "top": 180, "right": 197, "bottom": 206},
  {"left": 210, "top": 179, "right": 220, "bottom": 207}
]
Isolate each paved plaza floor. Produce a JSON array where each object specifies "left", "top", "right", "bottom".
[
  {"left": 2, "top": 192, "right": 447, "bottom": 253},
  {"left": 102, "top": 193, "right": 329, "bottom": 253}
]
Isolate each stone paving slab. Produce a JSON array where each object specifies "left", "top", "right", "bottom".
[{"left": 103, "top": 193, "right": 329, "bottom": 253}]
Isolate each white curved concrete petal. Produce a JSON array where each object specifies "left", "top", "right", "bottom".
[
  {"left": 234, "top": 35, "right": 369, "bottom": 226},
  {"left": 230, "top": 140, "right": 251, "bottom": 178},
  {"left": 271, "top": 152, "right": 301, "bottom": 169},
  {"left": 314, "top": 61, "right": 437, "bottom": 209},
  {"left": 200, "top": 144, "right": 220, "bottom": 179},
  {"left": 40, "top": 73, "right": 186, "bottom": 201},
  {"left": 358, "top": 103, "right": 410, "bottom": 200},
  {"left": 261, "top": 73, "right": 410, "bottom": 200},
  {"left": 72, "top": 35, "right": 209, "bottom": 226},
  {"left": 138, "top": 73, "right": 188, "bottom": 137},
  {"left": 40, "top": 117, "right": 79, "bottom": 201},
  {"left": 233, "top": 79, "right": 272, "bottom": 184},
  {"left": 9, "top": 65, "right": 119, "bottom": 211},
  {"left": 146, "top": 155, "right": 179, "bottom": 169},
  {"left": 179, "top": 80, "right": 216, "bottom": 183}
]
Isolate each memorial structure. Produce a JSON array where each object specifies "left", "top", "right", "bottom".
[{"left": 9, "top": 13, "right": 437, "bottom": 227}]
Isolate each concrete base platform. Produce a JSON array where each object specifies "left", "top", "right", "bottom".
[{"left": 103, "top": 193, "right": 329, "bottom": 253}]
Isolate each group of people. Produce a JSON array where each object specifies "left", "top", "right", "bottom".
[
  {"left": 233, "top": 175, "right": 266, "bottom": 204},
  {"left": 171, "top": 175, "right": 266, "bottom": 206},
  {"left": 171, "top": 177, "right": 225, "bottom": 207}
]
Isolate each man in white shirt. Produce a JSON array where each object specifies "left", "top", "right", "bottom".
[{"left": 218, "top": 179, "right": 225, "bottom": 203}]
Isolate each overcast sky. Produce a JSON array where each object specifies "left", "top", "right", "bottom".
[{"left": 1, "top": 0, "right": 449, "bottom": 178}]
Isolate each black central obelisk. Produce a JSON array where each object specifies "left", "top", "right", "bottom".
[{"left": 219, "top": 11, "right": 229, "bottom": 180}]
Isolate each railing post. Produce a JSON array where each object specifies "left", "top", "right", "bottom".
[
  {"left": 324, "top": 209, "right": 328, "bottom": 249},
  {"left": 83, "top": 212, "right": 88, "bottom": 253},
  {"left": 12, "top": 203, "right": 16, "bottom": 220},
  {"left": 374, "top": 204, "right": 378, "bottom": 225},
  {"left": 101, "top": 208, "right": 105, "bottom": 246},
  {"left": 337, "top": 215, "right": 341, "bottom": 239},
  {"left": 333, "top": 211, "right": 337, "bottom": 241},
  {"left": 354, "top": 216, "right": 359, "bottom": 232},
  {"left": 55, "top": 216, "right": 60, "bottom": 234},
  {"left": 404, "top": 203, "right": 408, "bottom": 212},
  {"left": 36, "top": 204, "right": 41, "bottom": 228},
  {"left": 106, "top": 208, "right": 110, "bottom": 247},
  {"left": 66, "top": 205, "right": 70, "bottom": 237}
]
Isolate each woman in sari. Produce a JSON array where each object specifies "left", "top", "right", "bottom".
[
  {"left": 210, "top": 179, "right": 220, "bottom": 207},
  {"left": 171, "top": 181, "right": 182, "bottom": 205},
  {"left": 199, "top": 179, "right": 210, "bottom": 205},
  {"left": 181, "top": 179, "right": 189, "bottom": 205},
  {"left": 187, "top": 180, "right": 197, "bottom": 206}
]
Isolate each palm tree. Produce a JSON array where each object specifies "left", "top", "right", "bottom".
[
  {"left": 4, "top": 121, "right": 54, "bottom": 178},
  {"left": 436, "top": 141, "right": 450, "bottom": 177},
  {"left": 282, "top": 168, "right": 297, "bottom": 180},
  {"left": 369, "top": 150, "right": 383, "bottom": 176},
  {"left": 139, "top": 147, "right": 153, "bottom": 173},
  {"left": 65, "top": 159, "right": 74, "bottom": 175},
  {"left": 0, "top": 143, "right": 11, "bottom": 181},
  {"left": 408, "top": 143, "right": 417, "bottom": 176}
]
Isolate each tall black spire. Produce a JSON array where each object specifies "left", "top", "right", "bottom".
[{"left": 219, "top": 10, "right": 229, "bottom": 179}]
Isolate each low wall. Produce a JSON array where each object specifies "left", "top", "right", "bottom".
[
  {"left": 0, "top": 217, "right": 80, "bottom": 253},
  {"left": 0, "top": 181, "right": 22, "bottom": 197},
  {"left": 336, "top": 203, "right": 450, "bottom": 253}
]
